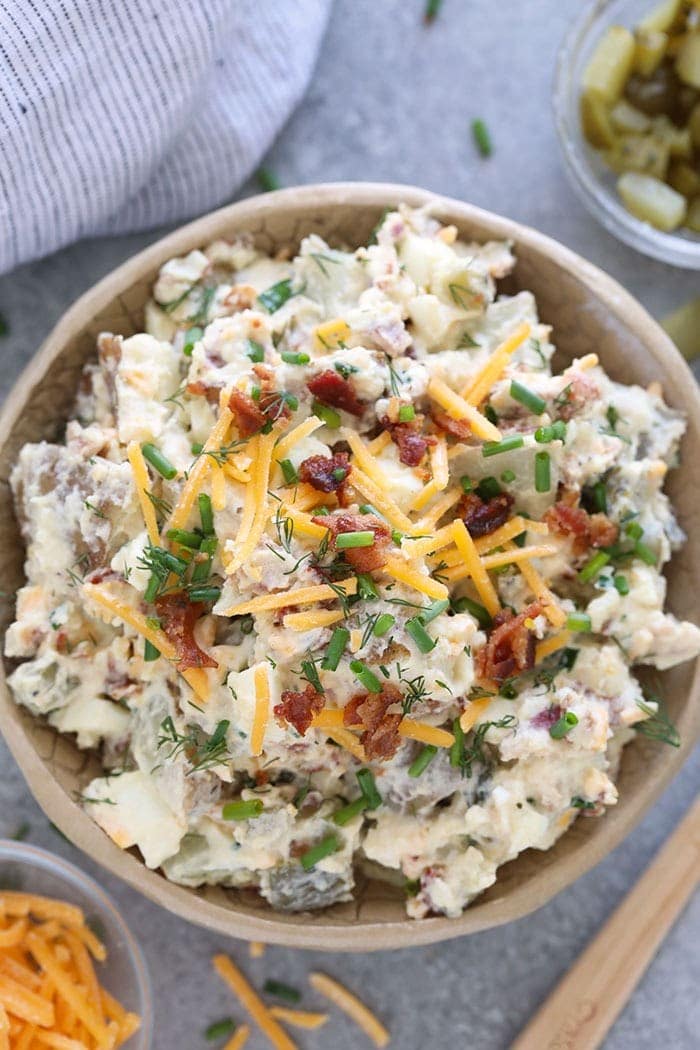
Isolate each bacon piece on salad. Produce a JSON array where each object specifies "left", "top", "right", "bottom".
[
  {"left": 461, "top": 492, "right": 514, "bottom": 539},
  {"left": 314, "top": 511, "right": 392, "bottom": 572},
  {"left": 274, "top": 684, "right": 324, "bottom": 736},
  {"left": 228, "top": 389, "right": 267, "bottom": 438},
  {"left": 307, "top": 369, "right": 364, "bottom": 416},
  {"left": 475, "top": 602, "right": 543, "bottom": 683},
  {"left": 545, "top": 499, "right": 618, "bottom": 554},
  {"left": 344, "top": 683, "right": 403, "bottom": 760},
  {"left": 154, "top": 594, "right": 217, "bottom": 670},
  {"left": 299, "top": 452, "right": 351, "bottom": 493},
  {"left": 430, "top": 410, "right": 473, "bottom": 441},
  {"left": 380, "top": 412, "right": 431, "bottom": 467}
]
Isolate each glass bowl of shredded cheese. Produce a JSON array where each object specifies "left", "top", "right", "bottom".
[
  {"left": 554, "top": 0, "right": 700, "bottom": 268},
  {"left": 0, "top": 839, "right": 152, "bottom": 1048}
]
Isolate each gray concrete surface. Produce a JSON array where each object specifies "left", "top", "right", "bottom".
[{"left": 1, "top": 1, "right": 698, "bottom": 1047}]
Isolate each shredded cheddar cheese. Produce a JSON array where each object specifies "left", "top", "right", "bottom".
[
  {"left": 408, "top": 436, "right": 449, "bottom": 512},
  {"left": 310, "top": 709, "right": 346, "bottom": 729},
  {"left": 211, "top": 463, "right": 227, "bottom": 511},
  {"left": 280, "top": 504, "right": 329, "bottom": 541},
  {"left": 416, "top": 486, "right": 462, "bottom": 531},
  {"left": 168, "top": 405, "right": 233, "bottom": 531},
  {"left": 126, "top": 441, "right": 160, "bottom": 546},
  {"left": 213, "top": 955, "right": 297, "bottom": 1050},
  {"left": 248, "top": 942, "right": 266, "bottom": 960},
  {"left": 324, "top": 728, "right": 366, "bottom": 762},
  {"left": 273, "top": 415, "right": 324, "bottom": 461},
  {"left": 225, "top": 429, "right": 277, "bottom": 575},
  {"left": 367, "top": 431, "right": 392, "bottom": 455},
  {"left": 350, "top": 468, "right": 417, "bottom": 534},
  {"left": 283, "top": 609, "right": 344, "bottom": 632},
  {"left": 535, "top": 630, "right": 572, "bottom": 663},
  {"left": 341, "top": 428, "right": 391, "bottom": 490},
  {"left": 251, "top": 665, "right": 270, "bottom": 757},
  {"left": 398, "top": 719, "right": 455, "bottom": 748},
  {"left": 383, "top": 557, "right": 449, "bottom": 600},
  {"left": 219, "top": 578, "right": 357, "bottom": 618},
  {"left": 224, "top": 1025, "right": 251, "bottom": 1050},
  {"left": 268, "top": 1007, "right": 327, "bottom": 1030},
  {"left": 460, "top": 321, "right": 531, "bottom": 403},
  {"left": 427, "top": 376, "right": 501, "bottom": 442},
  {"left": 401, "top": 522, "right": 457, "bottom": 561},
  {"left": 449, "top": 521, "right": 500, "bottom": 615},
  {"left": 313, "top": 318, "right": 350, "bottom": 351},
  {"left": 473, "top": 516, "right": 549, "bottom": 555},
  {"left": 508, "top": 542, "right": 568, "bottom": 627},
  {"left": 308, "top": 972, "right": 390, "bottom": 1049},
  {"left": 459, "top": 696, "right": 493, "bottom": 733}
]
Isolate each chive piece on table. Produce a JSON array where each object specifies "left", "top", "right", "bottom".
[
  {"left": 182, "top": 325, "right": 202, "bottom": 357},
  {"left": 349, "top": 659, "right": 382, "bottom": 692},
  {"left": 336, "top": 531, "right": 375, "bottom": 549},
  {"left": 222, "top": 799, "right": 264, "bottom": 821},
  {"left": 257, "top": 167, "right": 281, "bottom": 192},
  {"left": 144, "top": 639, "right": 160, "bottom": 662},
  {"left": 406, "top": 616, "right": 437, "bottom": 653},
  {"left": 279, "top": 458, "right": 299, "bottom": 485},
  {"left": 356, "top": 768, "right": 382, "bottom": 809},
  {"left": 482, "top": 435, "right": 524, "bottom": 458},
  {"left": 12, "top": 821, "right": 31, "bottom": 841},
  {"left": 534, "top": 451, "right": 551, "bottom": 492},
  {"left": 263, "top": 979, "right": 301, "bottom": 1004},
  {"left": 510, "top": 380, "right": 546, "bottom": 415},
  {"left": 322, "top": 627, "right": 350, "bottom": 671},
  {"left": 205, "top": 1018, "right": 237, "bottom": 1041},
  {"left": 372, "top": 613, "right": 395, "bottom": 637},
  {"left": 472, "top": 118, "right": 492, "bottom": 157},
  {"left": 398, "top": 404, "right": 416, "bottom": 422},
  {"left": 408, "top": 744, "right": 438, "bottom": 778},
  {"left": 312, "top": 400, "right": 342, "bottom": 429},
  {"left": 567, "top": 612, "right": 592, "bottom": 633},
  {"left": 246, "top": 338, "right": 265, "bottom": 363},
  {"left": 333, "top": 796, "right": 368, "bottom": 826},
  {"left": 578, "top": 551, "right": 610, "bottom": 583},
  {"left": 280, "top": 350, "right": 310, "bottom": 365},
  {"left": 141, "top": 442, "right": 177, "bottom": 480},
  {"left": 300, "top": 834, "right": 340, "bottom": 871},
  {"left": 424, "top": 0, "right": 442, "bottom": 23},
  {"left": 549, "top": 710, "right": 579, "bottom": 740},
  {"left": 198, "top": 493, "right": 214, "bottom": 535}
]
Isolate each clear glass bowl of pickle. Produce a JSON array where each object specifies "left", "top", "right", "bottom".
[{"left": 554, "top": 0, "right": 700, "bottom": 268}]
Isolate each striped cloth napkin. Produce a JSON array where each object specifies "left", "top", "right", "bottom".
[{"left": 0, "top": 0, "right": 332, "bottom": 274}]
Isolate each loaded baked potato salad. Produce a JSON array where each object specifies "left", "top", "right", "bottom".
[{"left": 7, "top": 206, "right": 700, "bottom": 919}]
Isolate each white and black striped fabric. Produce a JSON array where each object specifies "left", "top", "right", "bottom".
[{"left": 0, "top": 0, "right": 331, "bottom": 274}]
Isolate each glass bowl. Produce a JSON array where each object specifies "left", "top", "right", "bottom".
[
  {"left": 554, "top": 0, "right": 700, "bottom": 268},
  {"left": 0, "top": 840, "right": 153, "bottom": 1048}
]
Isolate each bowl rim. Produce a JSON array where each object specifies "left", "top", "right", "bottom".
[
  {"left": 552, "top": 0, "right": 700, "bottom": 270},
  {"left": 0, "top": 837, "right": 153, "bottom": 1045},
  {"left": 1, "top": 181, "right": 699, "bottom": 951}
]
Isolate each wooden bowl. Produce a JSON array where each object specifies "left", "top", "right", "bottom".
[{"left": 1, "top": 184, "right": 698, "bottom": 951}]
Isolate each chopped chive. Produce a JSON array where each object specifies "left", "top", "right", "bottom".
[
  {"left": 312, "top": 400, "right": 342, "bottom": 429},
  {"left": 322, "top": 628, "right": 350, "bottom": 671},
  {"left": 333, "top": 796, "right": 367, "bottom": 826},
  {"left": 257, "top": 167, "right": 281, "bottom": 192},
  {"left": 222, "top": 799, "right": 264, "bottom": 821},
  {"left": 424, "top": 0, "right": 442, "bottom": 23},
  {"left": 350, "top": 659, "right": 382, "bottom": 692},
  {"left": 300, "top": 834, "right": 339, "bottom": 870},
  {"left": 549, "top": 710, "right": 579, "bottom": 740},
  {"left": 331, "top": 467, "right": 347, "bottom": 482},
  {"left": 551, "top": 420, "right": 567, "bottom": 441},
  {"left": 559, "top": 647, "right": 579, "bottom": 670},
  {"left": 205, "top": 1018, "right": 236, "bottom": 1040},
  {"left": 336, "top": 531, "right": 375, "bottom": 549},
  {"left": 484, "top": 404, "right": 498, "bottom": 425},
  {"left": 357, "top": 768, "right": 382, "bottom": 809},
  {"left": 452, "top": 595, "right": 492, "bottom": 629},
  {"left": 534, "top": 425, "right": 553, "bottom": 443},
  {"left": 420, "top": 598, "right": 450, "bottom": 623},
  {"left": 246, "top": 338, "right": 265, "bottom": 363},
  {"left": 406, "top": 616, "right": 436, "bottom": 653},
  {"left": 191, "top": 535, "right": 217, "bottom": 583},
  {"left": 359, "top": 503, "right": 379, "bottom": 516},
  {"left": 408, "top": 744, "right": 438, "bottom": 778},
  {"left": 391, "top": 529, "right": 403, "bottom": 545},
  {"left": 188, "top": 585, "right": 221, "bottom": 603},
  {"left": 567, "top": 612, "right": 592, "bottom": 633},
  {"left": 373, "top": 613, "right": 395, "bottom": 636},
  {"left": 314, "top": 506, "right": 330, "bottom": 516},
  {"left": 144, "top": 574, "right": 160, "bottom": 603},
  {"left": 500, "top": 679, "right": 518, "bottom": 699},
  {"left": 263, "top": 979, "right": 301, "bottom": 1003},
  {"left": 251, "top": 385, "right": 261, "bottom": 402},
  {"left": 625, "top": 520, "right": 644, "bottom": 540},
  {"left": 281, "top": 351, "right": 310, "bottom": 365},
  {"left": 472, "top": 118, "right": 492, "bottom": 157},
  {"left": 141, "top": 443, "right": 177, "bottom": 480},
  {"left": 449, "top": 716, "right": 464, "bottom": 767},
  {"left": 475, "top": 476, "right": 501, "bottom": 500},
  {"left": 12, "top": 821, "right": 30, "bottom": 841},
  {"left": 500, "top": 469, "right": 516, "bottom": 483},
  {"left": 198, "top": 493, "right": 214, "bottom": 535},
  {"left": 279, "top": 458, "right": 299, "bottom": 484},
  {"left": 534, "top": 451, "right": 551, "bottom": 492},
  {"left": 460, "top": 475, "right": 473, "bottom": 493},
  {"left": 237, "top": 614, "right": 254, "bottom": 636},
  {"left": 258, "top": 278, "right": 294, "bottom": 314},
  {"left": 191, "top": 441, "right": 204, "bottom": 455},
  {"left": 144, "top": 639, "right": 160, "bottom": 662},
  {"left": 578, "top": 551, "right": 610, "bottom": 583},
  {"left": 510, "top": 380, "right": 546, "bottom": 415},
  {"left": 398, "top": 404, "right": 416, "bottom": 422},
  {"left": 613, "top": 574, "right": 629, "bottom": 595},
  {"left": 357, "top": 573, "right": 379, "bottom": 599},
  {"left": 166, "top": 528, "right": 202, "bottom": 549},
  {"left": 634, "top": 540, "right": 656, "bottom": 565},
  {"left": 182, "top": 325, "right": 203, "bottom": 357},
  {"left": 482, "top": 435, "right": 524, "bottom": 457},
  {"left": 592, "top": 481, "right": 607, "bottom": 513}
]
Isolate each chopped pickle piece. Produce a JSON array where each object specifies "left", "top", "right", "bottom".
[
  {"left": 675, "top": 34, "right": 700, "bottom": 89},
  {"left": 639, "top": 0, "right": 684, "bottom": 34},
  {"left": 605, "top": 134, "right": 670, "bottom": 179},
  {"left": 581, "top": 90, "right": 618, "bottom": 147},
  {"left": 668, "top": 159, "right": 700, "bottom": 196},
  {"left": 610, "top": 98, "right": 652, "bottom": 133},
  {"left": 583, "top": 25, "right": 636, "bottom": 104},
  {"left": 617, "top": 171, "right": 687, "bottom": 229},
  {"left": 686, "top": 195, "right": 700, "bottom": 231},
  {"left": 633, "top": 30, "right": 669, "bottom": 75},
  {"left": 651, "top": 114, "right": 693, "bottom": 157}
]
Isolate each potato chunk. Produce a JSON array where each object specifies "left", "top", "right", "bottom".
[
  {"left": 583, "top": 26, "right": 636, "bottom": 104},
  {"left": 617, "top": 172, "right": 687, "bottom": 229}
]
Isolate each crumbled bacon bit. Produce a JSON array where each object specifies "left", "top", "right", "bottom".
[
  {"left": 313, "top": 511, "right": 392, "bottom": 572},
  {"left": 222, "top": 284, "right": 257, "bottom": 312},
  {"left": 379, "top": 413, "right": 433, "bottom": 467},
  {"left": 461, "top": 492, "right": 514, "bottom": 539},
  {"left": 154, "top": 593, "right": 218, "bottom": 670},
  {"left": 545, "top": 500, "right": 618, "bottom": 554},
  {"left": 475, "top": 601, "right": 543, "bottom": 683},
  {"left": 531, "top": 704, "right": 563, "bottom": 730},
  {"left": 86, "top": 567, "right": 120, "bottom": 586},
  {"left": 228, "top": 389, "right": 267, "bottom": 437},
  {"left": 307, "top": 369, "right": 364, "bottom": 416},
  {"left": 344, "top": 683, "right": 403, "bottom": 760},
  {"left": 187, "top": 379, "right": 221, "bottom": 404},
  {"left": 274, "top": 684, "right": 324, "bottom": 736},
  {"left": 431, "top": 410, "right": 473, "bottom": 441},
  {"left": 555, "top": 372, "right": 600, "bottom": 421},
  {"left": 299, "top": 452, "right": 351, "bottom": 492}
]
